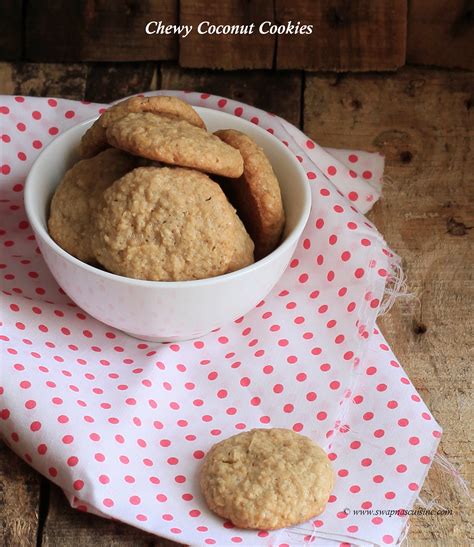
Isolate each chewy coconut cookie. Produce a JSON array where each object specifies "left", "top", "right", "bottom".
[
  {"left": 200, "top": 428, "right": 334, "bottom": 530},
  {"left": 48, "top": 148, "right": 137, "bottom": 263},
  {"left": 80, "top": 95, "right": 206, "bottom": 158},
  {"left": 106, "top": 113, "right": 244, "bottom": 178},
  {"left": 92, "top": 167, "right": 254, "bottom": 281},
  {"left": 215, "top": 129, "right": 285, "bottom": 260}
]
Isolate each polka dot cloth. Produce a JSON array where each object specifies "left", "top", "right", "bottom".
[{"left": 0, "top": 93, "right": 441, "bottom": 546}]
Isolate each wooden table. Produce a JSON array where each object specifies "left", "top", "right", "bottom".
[{"left": 0, "top": 63, "right": 472, "bottom": 545}]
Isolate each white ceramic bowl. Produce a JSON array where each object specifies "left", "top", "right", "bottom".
[{"left": 25, "top": 107, "right": 311, "bottom": 342}]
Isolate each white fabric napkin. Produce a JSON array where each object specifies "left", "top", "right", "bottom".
[{"left": 0, "top": 92, "right": 441, "bottom": 546}]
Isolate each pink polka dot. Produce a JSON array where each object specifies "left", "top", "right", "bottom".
[
  {"left": 348, "top": 154, "right": 358, "bottom": 163},
  {"left": 73, "top": 480, "right": 84, "bottom": 491},
  {"left": 327, "top": 166, "right": 337, "bottom": 176}
]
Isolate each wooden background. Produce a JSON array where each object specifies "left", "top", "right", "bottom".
[
  {"left": 0, "top": 0, "right": 473, "bottom": 71},
  {"left": 0, "top": 0, "right": 473, "bottom": 545}
]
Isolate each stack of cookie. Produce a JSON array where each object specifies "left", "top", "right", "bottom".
[{"left": 48, "top": 96, "right": 285, "bottom": 281}]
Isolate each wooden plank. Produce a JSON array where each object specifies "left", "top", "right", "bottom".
[
  {"left": 0, "top": 62, "right": 157, "bottom": 102},
  {"left": 161, "top": 64, "right": 302, "bottom": 126},
  {"left": 304, "top": 67, "right": 473, "bottom": 543},
  {"left": 42, "top": 483, "right": 177, "bottom": 546},
  {"left": 276, "top": 0, "right": 407, "bottom": 71},
  {"left": 24, "top": 0, "right": 84, "bottom": 62},
  {"left": 0, "top": 63, "right": 15, "bottom": 95},
  {"left": 0, "top": 0, "right": 23, "bottom": 60},
  {"left": 80, "top": 0, "right": 178, "bottom": 61},
  {"left": 85, "top": 62, "right": 158, "bottom": 103},
  {"left": 179, "top": 0, "right": 276, "bottom": 69},
  {"left": 5, "top": 63, "right": 88, "bottom": 100},
  {"left": 407, "top": 0, "right": 474, "bottom": 71},
  {"left": 25, "top": 1, "right": 178, "bottom": 62},
  {"left": 0, "top": 442, "right": 41, "bottom": 546}
]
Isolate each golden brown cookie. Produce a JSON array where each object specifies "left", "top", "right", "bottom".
[
  {"left": 215, "top": 129, "right": 285, "bottom": 260},
  {"left": 106, "top": 113, "right": 244, "bottom": 178},
  {"left": 48, "top": 148, "right": 137, "bottom": 263},
  {"left": 80, "top": 95, "right": 206, "bottom": 158},
  {"left": 227, "top": 219, "right": 255, "bottom": 273},
  {"left": 92, "top": 167, "right": 253, "bottom": 281},
  {"left": 200, "top": 428, "right": 334, "bottom": 530}
]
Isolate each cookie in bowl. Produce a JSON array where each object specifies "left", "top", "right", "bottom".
[
  {"left": 48, "top": 148, "right": 137, "bottom": 263},
  {"left": 92, "top": 166, "right": 254, "bottom": 281},
  {"left": 216, "top": 129, "right": 285, "bottom": 260},
  {"left": 80, "top": 95, "right": 207, "bottom": 158}
]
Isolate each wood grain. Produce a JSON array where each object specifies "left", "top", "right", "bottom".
[
  {"left": 161, "top": 64, "right": 302, "bottom": 126},
  {"left": 408, "top": 0, "right": 474, "bottom": 71},
  {"left": 24, "top": 0, "right": 84, "bottom": 62},
  {"left": 41, "top": 483, "right": 175, "bottom": 546},
  {"left": 304, "top": 66, "right": 473, "bottom": 543},
  {"left": 179, "top": 0, "right": 275, "bottom": 69},
  {"left": 0, "top": 442, "right": 41, "bottom": 546},
  {"left": 25, "top": 0, "right": 178, "bottom": 62},
  {"left": 0, "top": 0, "right": 23, "bottom": 61},
  {"left": 85, "top": 62, "right": 158, "bottom": 103},
  {"left": 6, "top": 63, "right": 88, "bottom": 99},
  {"left": 276, "top": 0, "right": 407, "bottom": 71}
]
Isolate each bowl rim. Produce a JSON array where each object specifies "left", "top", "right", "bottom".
[{"left": 24, "top": 106, "right": 312, "bottom": 289}]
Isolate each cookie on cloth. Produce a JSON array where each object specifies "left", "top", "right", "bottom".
[
  {"left": 106, "top": 113, "right": 244, "bottom": 178},
  {"left": 215, "top": 129, "right": 285, "bottom": 260},
  {"left": 92, "top": 167, "right": 253, "bottom": 281},
  {"left": 80, "top": 95, "right": 206, "bottom": 158},
  {"left": 48, "top": 148, "right": 137, "bottom": 263},
  {"left": 200, "top": 428, "right": 334, "bottom": 530}
]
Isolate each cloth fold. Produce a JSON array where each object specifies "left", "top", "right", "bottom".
[{"left": 0, "top": 92, "right": 441, "bottom": 546}]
